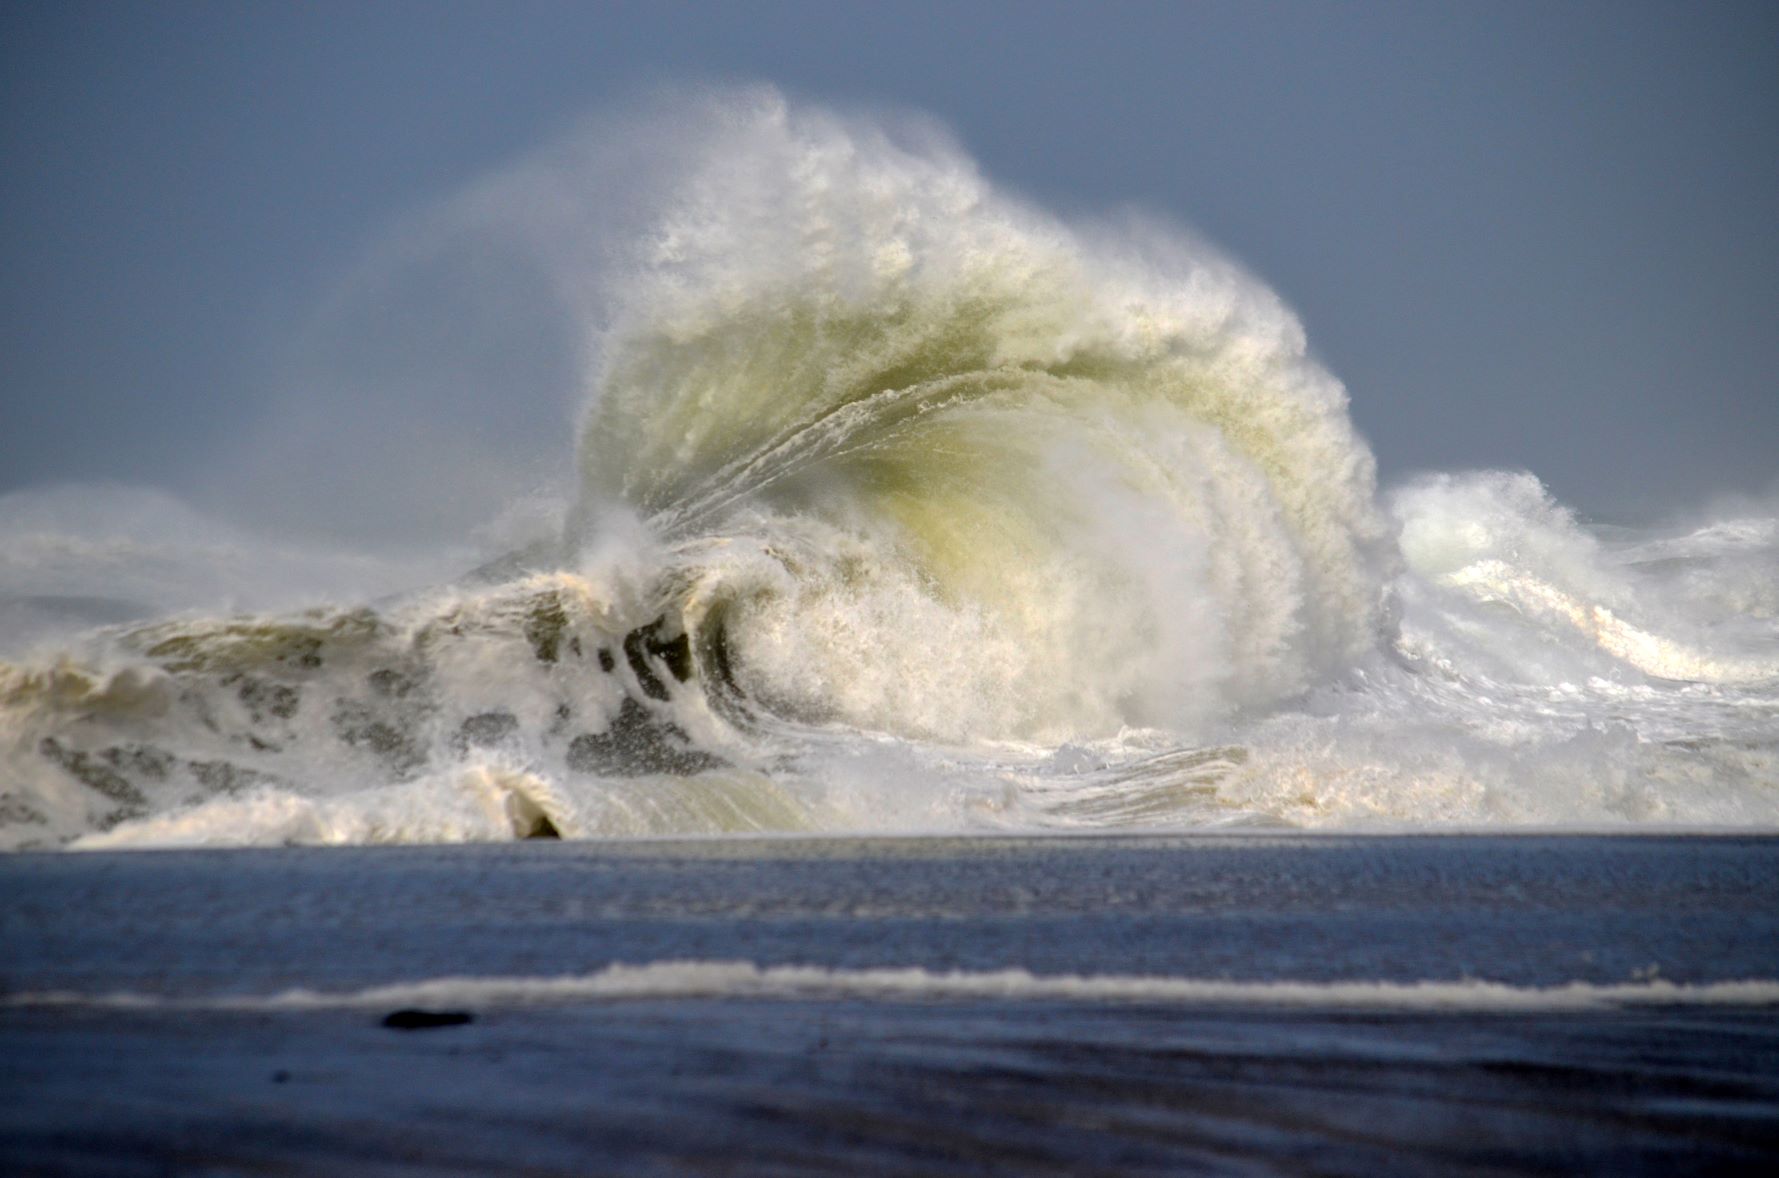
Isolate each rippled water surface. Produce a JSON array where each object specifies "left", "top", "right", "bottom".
[{"left": 4, "top": 834, "right": 1777, "bottom": 1174}]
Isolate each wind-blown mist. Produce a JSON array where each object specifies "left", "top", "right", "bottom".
[{"left": 2, "top": 90, "right": 1774, "bottom": 849}]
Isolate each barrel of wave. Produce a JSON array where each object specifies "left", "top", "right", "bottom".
[{"left": 567, "top": 94, "right": 1392, "bottom": 745}]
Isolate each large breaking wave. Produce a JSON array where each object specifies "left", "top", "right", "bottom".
[{"left": 3, "top": 91, "right": 1774, "bottom": 848}]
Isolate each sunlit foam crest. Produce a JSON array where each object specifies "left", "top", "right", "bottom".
[{"left": 570, "top": 90, "right": 1390, "bottom": 744}]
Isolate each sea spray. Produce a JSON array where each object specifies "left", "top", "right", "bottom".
[{"left": 573, "top": 91, "right": 1390, "bottom": 741}]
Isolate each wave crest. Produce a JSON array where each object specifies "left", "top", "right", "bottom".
[{"left": 573, "top": 92, "right": 1390, "bottom": 742}]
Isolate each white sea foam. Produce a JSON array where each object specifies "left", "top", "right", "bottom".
[{"left": 9, "top": 961, "right": 1779, "bottom": 1013}]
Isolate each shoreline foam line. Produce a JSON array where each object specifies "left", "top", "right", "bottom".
[{"left": 8, "top": 962, "right": 1779, "bottom": 1012}]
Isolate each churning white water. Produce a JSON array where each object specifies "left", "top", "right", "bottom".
[{"left": 2, "top": 91, "right": 1774, "bottom": 848}]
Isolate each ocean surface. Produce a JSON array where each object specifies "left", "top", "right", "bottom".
[
  {"left": 1, "top": 90, "right": 1776, "bottom": 1171},
  {"left": 5, "top": 834, "right": 1778, "bottom": 1174}
]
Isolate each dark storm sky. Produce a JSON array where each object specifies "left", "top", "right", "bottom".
[{"left": 3, "top": 0, "right": 1775, "bottom": 539}]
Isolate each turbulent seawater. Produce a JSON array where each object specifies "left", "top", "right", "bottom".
[{"left": 2, "top": 94, "right": 1775, "bottom": 850}]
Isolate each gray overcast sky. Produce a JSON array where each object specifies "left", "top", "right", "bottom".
[{"left": 3, "top": 0, "right": 1776, "bottom": 541}]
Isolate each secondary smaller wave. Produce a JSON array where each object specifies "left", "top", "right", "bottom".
[
  {"left": 1393, "top": 471, "right": 1779, "bottom": 687},
  {"left": 9, "top": 961, "right": 1779, "bottom": 1012}
]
